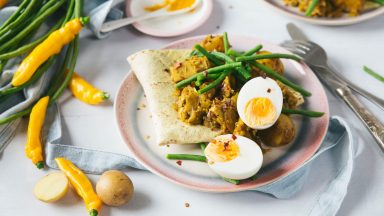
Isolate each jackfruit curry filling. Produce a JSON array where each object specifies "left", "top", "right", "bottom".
[{"left": 166, "top": 34, "right": 321, "bottom": 147}]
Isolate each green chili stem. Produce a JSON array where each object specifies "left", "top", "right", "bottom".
[
  {"left": 243, "top": 44, "right": 263, "bottom": 56},
  {"left": 236, "top": 53, "right": 301, "bottom": 62},
  {"left": 250, "top": 62, "right": 312, "bottom": 97},
  {"left": 194, "top": 44, "right": 223, "bottom": 66},
  {"left": 282, "top": 108, "right": 324, "bottom": 117},
  {"left": 166, "top": 154, "right": 207, "bottom": 162},
  {"left": 89, "top": 209, "right": 98, "bottom": 216},
  {"left": 306, "top": 0, "right": 320, "bottom": 16},
  {"left": 363, "top": 66, "right": 384, "bottom": 83}
]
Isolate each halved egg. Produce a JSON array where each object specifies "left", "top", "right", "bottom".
[
  {"left": 204, "top": 134, "right": 263, "bottom": 180},
  {"left": 237, "top": 77, "right": 283, "bottom": 130}
]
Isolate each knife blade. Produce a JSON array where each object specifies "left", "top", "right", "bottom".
[{"left": 286, "top": 23, "right": 308, "bottom": 41}]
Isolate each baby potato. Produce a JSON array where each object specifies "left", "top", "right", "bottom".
[
  {"left": 96, "top": 170, "right": 134, "bottom": 207},
  {"left": 259, "top": 114, "right": 296, "bottom": 147},
  {"left": 33, "top": 172, "right": 69, "bottom": 203}
]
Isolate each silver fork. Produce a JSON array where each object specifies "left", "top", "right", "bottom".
[
  {"left": 281, "top": 40, "right": 384, "bottom": 111},
  {"left": 281, "top": 40, "right": 384, "bottom": 152}
]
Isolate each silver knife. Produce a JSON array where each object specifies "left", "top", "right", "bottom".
[{"left": 286, "top": 23, "right": 384, "bottom": 152}]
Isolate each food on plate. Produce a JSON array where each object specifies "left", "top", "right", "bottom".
[
  {"left": 145, "top": 0, "right": 196, "bottom": 12},
  {"left": 128, "top": 32, "right": 324, "bottom": 184},
  {"left": 33, "top": 172, "right": 69, "bottom": 203},
  {"left": 284, "top": 0, "right": 383, "bottom": 17},
  {"left": 55, "top": 158, "right": 102, "bottom": 216},
  {"left": 12, "top": 17, "right": 89, "bottom": 86},
  {"left": 69, "top": 72, "right": 110, "bottom": 105},
  {"left": 25, "top": 96, "right": 49, "bottom": 169},
  {"left": 204, "top": 134, "right": 263, "bottom": 180},
  {"left": 96, "top": 170, "right": 134, "bottom": 207}
]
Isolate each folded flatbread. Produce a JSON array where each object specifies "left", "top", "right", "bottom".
[{"left": 128, "top": 50, "right": 221, "bottom": 145}]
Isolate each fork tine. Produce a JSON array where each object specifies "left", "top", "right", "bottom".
[{"left": 281, "top": 42, "right": 308, "bottom": 55}]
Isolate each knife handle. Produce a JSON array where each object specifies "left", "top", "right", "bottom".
[{"left": 336, "top": 87, "right": 384, "bottom": 152}]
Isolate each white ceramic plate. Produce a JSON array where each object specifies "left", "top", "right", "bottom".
[{"left": 263, "top": 0, "right": 384, "bottom": 26}]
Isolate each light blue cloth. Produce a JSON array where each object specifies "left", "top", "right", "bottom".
[
  {"left": 0, "top": 2, "right": 356, "bottom": 216},
  {"left": 0, "top": 0, "right": 124, "bottom": 154}
]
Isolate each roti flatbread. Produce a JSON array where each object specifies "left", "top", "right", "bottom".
[{"left": 128, "top": 50, "right": 221, "bottom": 145}]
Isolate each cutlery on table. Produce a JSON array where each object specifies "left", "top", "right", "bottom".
[
  {"left": 281, "top": 23, "right": 384, "bottom": 152},
  {"left": 100, "top": 0, "right": 201, "bottom": 33}
]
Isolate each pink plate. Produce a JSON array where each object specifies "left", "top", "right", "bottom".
[
  {"left": 115, "top": 35, "right": 330, "bottom": 192},
  {"left": 126, "top": 0, "right": 213, "bottom": 37}
]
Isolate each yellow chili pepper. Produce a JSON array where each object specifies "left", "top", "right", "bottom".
[
  {"left": 55, "top": 158, "right": 102, "bottom": 216},
  {"left": 12, "top": 17, "right": 89, "bottom": 87},
  {"left": 69, "top": 72, "right": 110, "bottom": 105},
  {"left": 25, "top": 96, "right": 49, "bottom": 169},
  {"left": 0, "top": 0, "right": 7, "bottom": 8}
]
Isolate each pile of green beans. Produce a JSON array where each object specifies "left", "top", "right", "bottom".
[
  {"left": 179, "top": 32, "right": 311, "bottom": 97},
  {"left": 0, "top": 0, "right": 83, "bottom": 125}
]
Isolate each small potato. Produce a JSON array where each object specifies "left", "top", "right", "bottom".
[
  {"left": 96, "top": 170, "right": 134, "bottom": 207},
  {"left": 34, "top": 172, "right": 69, "bottom": 203},
  {"left": 259, "top": 114, "right": 296, "bottom": 147}
]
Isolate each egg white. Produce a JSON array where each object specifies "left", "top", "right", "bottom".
[
  {"left": 237, "top": 77, "right": 283, "bottom": 130},
  {"left": 206, "top": 134, "right": 263, "bottom": 180}
]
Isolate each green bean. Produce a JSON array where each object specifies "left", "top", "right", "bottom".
[
  {"left": 0, "top": 0, "right": 40, "bottom": 36},
  {"left": 175, "top": 62, "right": 241, "bottom": 88},
  {"left": 166, "top": 154, "right": 207, "bottom": 162},
  {"left": 0, "top": 0, "right": 30, "bottom": 31},
  {"left": 199, "top": 143, "right": 207, "bottom": 154},
  {"left": 236, "top": 53, "right": 301, "bottom": 62},
  {"left": 198, "top": 70, "right": 231, "bottom": 94},
  {"left": 195, "top": 73, "right": 204, "bottom": 87},
  {"left": 243, "top": 44, "right": 263, "bottom": 56},
  {"left": 363, "top": 66, "right": 384, "bottom": 83},
  {"left": 222, "top": 178, "right": 240, "bottom": 185},
  {"left": 228, "top": 49, "right": 242, "bottom": 57},
  {"left": 63, "top": 0, "right": 76, "bottom": 25},
  {"left": 223, "top": 32, "right": 230, "bottom": 54},
  {"left": 0, "top": 57, "right": 55, "bottom": 97},
  {"left": 306, "top": 0, "right": 319, "bottom": 16},
  {"left": 194, "top": 44, "right": 223, "bottom": 66},
  {"left": 50, "top": 37, "right": 79, "bottom": 104},
  {"left": 0, "top": 18, "right": 64, "bottom": 60},
  {"left": 250, "top": 62, "right": 312, "bottom": 97},
  {"left": 0, "top": 0, "right": 66, "bottom": 52},
  {"left": 0, "top": 107, "right": 32, "bottom": 125},
  {"left": 282, "top": 108, "right": 324, "bottom": 117},
  {"left": 211, "top": 51, "right": 251, "bottom": 80}
]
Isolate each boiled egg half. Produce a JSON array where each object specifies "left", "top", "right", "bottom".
[
  {"left": 237, "top": 77, "right": 283, "bottom": 130},
  {"left": 204, "top": 134, "right": 263, "bottom": 180}
]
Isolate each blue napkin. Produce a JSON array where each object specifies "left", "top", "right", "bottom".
[{"left": 0, "top": 0, "right": 124, "bottom": 153}]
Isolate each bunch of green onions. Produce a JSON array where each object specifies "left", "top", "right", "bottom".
[{"left": 0, "top": 0, "right": 83, "bottom": 125}]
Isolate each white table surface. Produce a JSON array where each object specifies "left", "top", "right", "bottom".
[{"left": 1, "top": 1, "right": 384, "bottom": 215}]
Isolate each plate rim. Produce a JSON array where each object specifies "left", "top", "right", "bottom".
[
  {"left": 125, "top": 0, "right": 213, "bottom": 37},
  {"left": 115, "top": 35, "right": 330, "bottom": 192},
  {"left": 262, "top": 0, "right": 384, "bottom": 26}
]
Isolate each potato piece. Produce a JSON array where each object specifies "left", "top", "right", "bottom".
[
  {"left": 199, "top": 35, "right": 225, "bottom": 52},
  {"left": 96, "top": 170, "right": 134, "bottom": 207},
  {"left": 258, "top": 114, "right": 296, "bottom": 147},
  {"left": 33, "top": 172, "right": 69, "bottom": 203}
]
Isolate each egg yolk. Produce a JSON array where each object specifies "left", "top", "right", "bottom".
[
  {"left": 145, "top": 0, "right": 195, "bottom": 12},
  {"left": 205, "top": 138, "right": 240, "bottom": 164},
  {"left": 244, "top": 97, "right": 276, "bottom": 127}
]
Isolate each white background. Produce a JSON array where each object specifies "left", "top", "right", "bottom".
[{"left": 1, "top": 1, "right": 384, "bottom": 215}]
